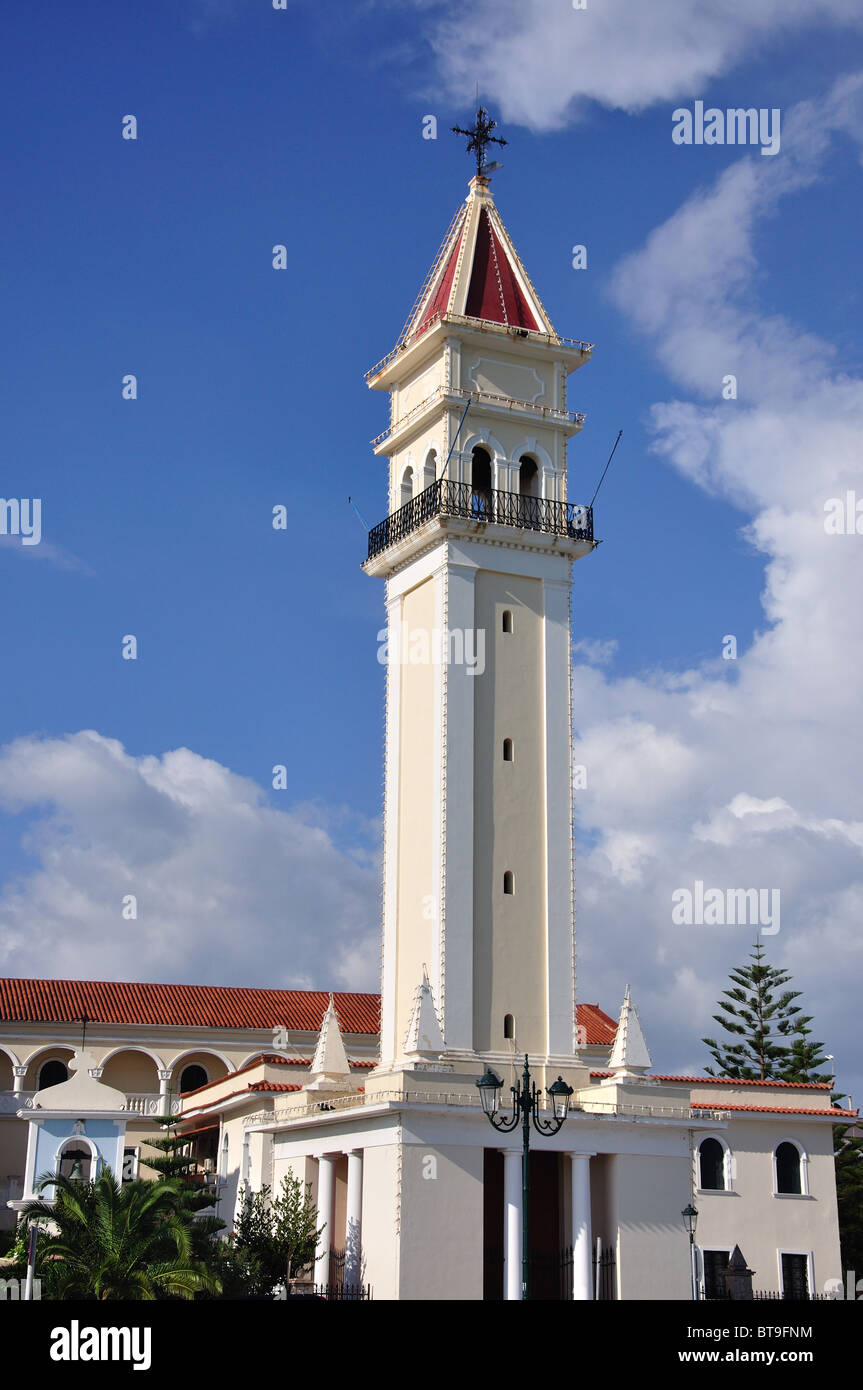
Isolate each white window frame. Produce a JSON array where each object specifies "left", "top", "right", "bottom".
[
  {"left": 777, "top": 1248, "right": 813, "bottom": 1297},
  {"left": 773, "top": 1137, "right": 809, "bottom": 1197},
  {"left": 696, "top": 1133, "right": 734, "bottom": 1193},
  {"left": 697, "top": 1244, "right": 733, "bottom": 1300}
]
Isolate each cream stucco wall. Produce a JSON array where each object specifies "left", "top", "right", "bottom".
[
  {"left": 398, "top": 1141, "right": 484, "bottom": 1300},
  {"left": 692, "top": 1118, "right": 842, "bottom": 1295},
  {"left": 473, "top": 569, "right": 547, "bottom": 1055}
]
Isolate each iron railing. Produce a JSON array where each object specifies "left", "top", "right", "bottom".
[{"left": 366, "top": 479, "right": 593, "bottom": 562}]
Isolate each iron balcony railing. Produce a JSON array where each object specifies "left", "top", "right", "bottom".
[{"left": 366, "top": 479, "right": 593, "bottom": 562}]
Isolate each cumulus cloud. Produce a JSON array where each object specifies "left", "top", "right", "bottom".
[
  {"left": 429, "top": 0, "right": 863, "bottom": 130},
  {"left": 0, "top": 732, "right": 380, "bottom": 992},
  {"left": 572, "top": 78, "right": 863, "bottom": 1093}
]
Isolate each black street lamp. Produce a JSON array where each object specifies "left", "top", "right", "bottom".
[
  {"left": 476, "top": 1054, "right": 573, "bottom": 1300},
  {"left": 682, "top": 1203, "right": 699, "bottom": 1300}
]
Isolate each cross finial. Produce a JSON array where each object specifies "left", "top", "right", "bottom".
[{"left": 451, "top": 107, "right": 507, "bottom": 178}]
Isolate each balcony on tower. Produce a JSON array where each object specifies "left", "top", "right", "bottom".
[{"left": 364, "top": 475, "right": 593, "bottom": 569}]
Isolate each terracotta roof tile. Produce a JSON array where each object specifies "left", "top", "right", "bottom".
[
  {"left": 589, "top": 1071, "right": 833, "bottom": 1090},
  {"left": 0, "top": 977, "right": 379, "bottom": 1035},
  {"left": 0, "top": 978, "right": 611, "bottom": 1050},
  {"left": 691, "top": 1102, "right": 857, "bottom": 1118}
]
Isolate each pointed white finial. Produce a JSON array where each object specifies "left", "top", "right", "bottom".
[
  {"left": 608, "top": 985, "right": 652, "bottom": 1078},
  {"left": 404, "top": 968, "right": 445, "bottom": 1059},
  {"left": 305, "top": 995, "right": 353, "bottom": 1092}
]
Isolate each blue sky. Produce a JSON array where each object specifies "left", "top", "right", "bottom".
[{"left": 1, "top": 1, "right": 862, "bottom": 1097}]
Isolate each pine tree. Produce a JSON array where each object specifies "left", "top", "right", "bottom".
[
  {"left": 142, "top": 1115, "right": 216, "bottom": 1214},
  {"left": 701, "top": 942, "right": 804, "bottom": 1080}
]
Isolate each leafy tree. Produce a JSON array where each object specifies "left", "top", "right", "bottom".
[
  {"left": 217, "top": 1175, "right": 322, "bottom": 1298},
  {"left": 16, "top": 1167, "right": 221, "bottom": 1300},
  {"left": 702, "top": 942, "right": 805, "bottom": 1080}
]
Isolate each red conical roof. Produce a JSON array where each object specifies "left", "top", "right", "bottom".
[{"left": 401, "top": 177, "right": 554, "bottom": 347}]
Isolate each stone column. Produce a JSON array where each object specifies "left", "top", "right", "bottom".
[
  {"left": 570, "top": 1152, "right": 594, "bottom": 1300},
  {"left": 12, "top": 1066, "right": 27, "bottom": 1094},
  {"left": 502, "top": 1148, "right": 522, "bottom": 1301},
  {"left": 344, "top": 1149, "right": 363, "bottom": 1291},
  {"left": 314, "top": 1154, "right": 337, "bottom": 1288}
]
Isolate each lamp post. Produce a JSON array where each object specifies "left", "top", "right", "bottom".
[
  {"left": 476, "top": 1054, "right": 573, "bottom": 1301},
  {"left": 682, "top": 1203, "right": 699, "bottom": 1300}
]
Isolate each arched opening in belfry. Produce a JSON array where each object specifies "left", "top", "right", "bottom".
[
  {"left": 400, "top": 465, "right": 414, "bottom": 508},
  {"left": 519, "top": 455, "right": 541, "bottom": 528},
  {"left": 519, "top": 455, "right": 539, "bottom": 497},
  {"left": 471, "top": 446, "right": 492, "bottom": 516}
]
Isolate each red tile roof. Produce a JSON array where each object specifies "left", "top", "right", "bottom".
[
  {"left": 0, "top": 977, "right": 611, "bottom": 1047},
  {"left": 0, "top": 977, "right": 380, "bottom": 1035},
  {"left": 578, "top": 1003, "right": 618, "bottom": 1045},
  {"left": 248, "top": 1081, "right": 303, "bottom": 1094},
  {"left": 691, "top": 1103, "right": 857, "bottom": 1118},
  {"left": 590, "top": 1071, "right": 834, "bottom": 1090}
]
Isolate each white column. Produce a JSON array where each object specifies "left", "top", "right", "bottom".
[
  {"left": 570, "top": 1153, "right": 594, "bottom": 1300},
  {"left": 12, "top": 1066, "right": 26, "bottom": 1094},
  {"left": 314, "top": 1155, "right": 336, "bottom": 1288},
  {"left": 344, "top": 1150, "right": 363, "bottom": 1289},
  {"left": 502, "top": 1148, "right": 522, "bottom": 1301}
]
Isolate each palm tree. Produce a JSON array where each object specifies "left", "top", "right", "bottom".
[{"left": 19, "top": 1167, "right": 221, "bottom": 1300}]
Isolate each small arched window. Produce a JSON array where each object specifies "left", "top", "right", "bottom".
[
  {"left": 471, "top": 446, "right": 492, "bottom": 515},
  {"left": 503, "top": 738, "right": 513, "bottom": 762},
  {"left": 698, "top": 1137, "right": 727, "bottom": 1191},
  {"left": 503, "top": 871, "right": 514, "bottom": 895},
  {"left": 38, "top": 1059, "right": 69, "bottom": 1090},
  {"left": 180, "top": 1064, "right": 208, "bottom": 1094},
  {"left": 400, "top": 465, "right": 414, "bottom": 508},
  {"left": 423, "top": 449, "right": 437, "bottom": 491},
  {"left": 502, "top": 610, "right": 513, "bottom": 634},
  {"left": 518, "top": 455, "right": 539, "bottom": 498},
  {"left": 518, "top": 455, "right": 540, "bottom": 528},
  {"left": 503, "top": 1014, "right": 515, "bottom": 1040},
  {"left": 775, "top": 1141, "right": 803, "bottom": 1195}
]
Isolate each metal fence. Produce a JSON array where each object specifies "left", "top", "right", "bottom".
[{"left": 367, "top": 479, "right": 593, "bottom": 561}]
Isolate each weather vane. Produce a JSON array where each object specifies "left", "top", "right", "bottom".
[{"left": 451, "top": 107, "right": 507, "bottom": 178}]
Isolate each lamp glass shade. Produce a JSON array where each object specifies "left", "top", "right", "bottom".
[
  {"left": 682, "top": 1203, "right": 698, "bottom": 1236},
  {"left": 475, "top": 1069, "right": 503, "bottom": 1117},
  {"left": 548, "top": 1076, "right": 573, "bottom": 1122}
]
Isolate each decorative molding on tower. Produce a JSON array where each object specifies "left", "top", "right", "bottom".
[
  {"left": 403, "top": 968, "right": 446, "bottom": 1059},
  {"left": 607, "top": 986, "right": 652, "bottom": 1079},
  {"left": 306, "top": 995, "right": 354, "bottom": 1092}
]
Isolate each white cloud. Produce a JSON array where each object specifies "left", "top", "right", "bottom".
[
  {"left": 429, "top": 0, "right": 863, "bottom": 131},
  {"left": 0, "top": 732, "right": 380, "bottom": 992},
  {"left": 571, "top": 78, "right": 863, "bottom": 1094}
]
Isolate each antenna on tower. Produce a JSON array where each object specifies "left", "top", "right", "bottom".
[
  {"left": 589, "top": 430, "right": 623, "bottom": 509},
  {"left": 348, "top": 496, "right": 370, "bottom": 531}
]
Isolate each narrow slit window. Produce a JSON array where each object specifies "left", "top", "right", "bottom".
[
  {"left": 502, "top": 610, "right": 513, "bottom": 634},
  {"left": 503, "top": 1014, "right": 515, "bottom": 1040},
  {"left": 503, "top": 870, "right": 514, "bottom": 895},
  {"left": 503, "top": 738, "right": 513, "bottom": 762}
]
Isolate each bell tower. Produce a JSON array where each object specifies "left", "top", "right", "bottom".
[{"left": 364, "top": 157, "right": 595, "bottom": 1076}]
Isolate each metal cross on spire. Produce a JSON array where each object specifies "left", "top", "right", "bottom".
[{"left": 451, "top": 107, "right": 507, "bottom": 178}]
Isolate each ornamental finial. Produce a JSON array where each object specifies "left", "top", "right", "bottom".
[{"left": 451, "top": 106, "right": 507, "bottom": 178}]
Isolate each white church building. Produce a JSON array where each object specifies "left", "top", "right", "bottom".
[
  {"left": 180, "top": 166, "right": 848, "bottom": 1301},
  {"left": 1, "top": 158, "right": 849, "bottom": 1303}
]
